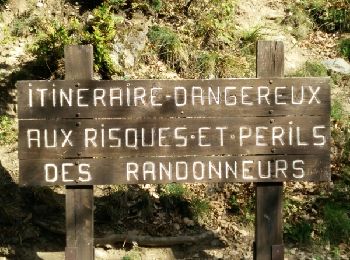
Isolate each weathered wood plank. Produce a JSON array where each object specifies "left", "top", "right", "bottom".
[
  {"left": 255, "top": 41, "right": 284, "bottom": 260},
  {"left": 18, "top": 154, "right": 330, "bottom": 186},
  {"left": 17, "top": 77, "right": 330, "bottom": 119},
  {"left": 18, "top": 116, "right": 330, "bottom": 159},
  {"left": 64, "top": 45, "right": 94, "bottom": 260}
]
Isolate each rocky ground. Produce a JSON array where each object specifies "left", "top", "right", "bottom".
[{"left": 0, "top": 0, "right": 349, "bottom": 259}]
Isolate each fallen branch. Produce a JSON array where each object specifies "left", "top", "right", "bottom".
[
  {"left": 33, "top": 219, "right": 65, "bottom": 235},
  {"left": 34, "top": 220, "right": 219, "bottom": 247},
  {"left": 95, "top": 230, "right": 218, "bottom": 246}
]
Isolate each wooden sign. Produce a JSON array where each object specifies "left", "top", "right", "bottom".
[
  {"left": 17, "top": 78, "right": 331, "bottom": 185},
  {"left": 20, "top": 155, "right": 329, "bottom": 185},
  {"left": 17, "top": 78, "right": 330, "bottom": 118}
]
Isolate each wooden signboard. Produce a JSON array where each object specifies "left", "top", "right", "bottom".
[
  {"left": 16, "top": 43, "right": 332, "bottom": 260},
  {"left": 17, "top": 78, "right": 331, "bottom": 185}
]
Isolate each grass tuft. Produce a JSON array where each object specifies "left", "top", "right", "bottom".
[
  {"left": 147, "top": 25, "right": 187, "bottom": 70},
  {"left": 290, "top": 61, "right": 328, "bottom": 77}
]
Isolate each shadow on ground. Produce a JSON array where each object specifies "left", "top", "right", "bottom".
[
  {"left": 0, "top": 160, "right": 65, "bottom": 259},
  {"left": 0, "top": 159, "right": 228, "bottom": 259}
]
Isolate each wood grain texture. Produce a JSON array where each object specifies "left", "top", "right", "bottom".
[
  {"left": 17, "top": 77, "right": 330, "bottom": 119},
  {"left": 64, "top": 45, "right": 94, "bottom": 260},
  {"left": 255, "top": 41, "right": 285, "bottom": 260},
  {"left": 18, "top": 154, "right": 330, "bottom": 185},
  {"left": 18, "top": 116, "right": 330, "bottom": 159}
]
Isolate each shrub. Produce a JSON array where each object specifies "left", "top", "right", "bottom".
[
  {"left": 83, "top": 3, "right": 122, "bottom": 77},
  {"left": 192, "top": 0, "right": 236, "bottom": 49},
  {"left": 284, "top": 220, "right": 313, "bottom": 244},
  {"left": 302, "top": 0, "right": 350, "bottom": 32},
  {"left": 30, "top": 19, "right": 78, "bottom": 77},
  {"left": 323, "top": 203, "right": 350, "bottom": 244},
  {"left": 30, "top": 3, "right": 123, "bottom": 78},
  {"left": 339, "top": 38, "right": 350, "bottom": 61}
]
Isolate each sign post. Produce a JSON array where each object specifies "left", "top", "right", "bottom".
[
  {"left": 17, "top": 41, "right": 331, "bottom": 259},
  {"left": 255, "top": 41, "right": 284, "bottom": 260},
  {"left": 64, "top": 45, "right": 94, "bottom": 260}
]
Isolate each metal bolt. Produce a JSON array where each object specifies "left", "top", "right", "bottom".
[
  {"left": 269, "top": 110, "right": 273, "bottom": 114},
  {"left": 77, "top": 152, "right": 81, "bottom": 156},
  {"left": 76, "top": 113, "right": 80, "bottom": 117},
  {"left": 75, "top": 82, "right": 80, "bottom": 87},
  {"left": 269, "top": 79, "right": 273, "bottom": 84},
  {"left": 75, "top": 161, "right": 79, "bottom": 165},
  {"left": 271, "top": 148, "right": 276, "bottom": 153},
  {"left": 76, "top": 122, "right": 81, "bottom": 127},
  {"left": 270, "top": 119, "right": 275, "bottom": 124}
]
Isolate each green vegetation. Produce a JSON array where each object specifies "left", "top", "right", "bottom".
[
  {"left": 323, "top": 203, "right": 350, "bottom": 244},
  {"left": 190, "top": 197, "right": 210, "bottom": 221},
  {"left": 0, "top": 115, "right": 17, "bottom": 145},
  {"left": 122, "top": 242, "right": 142, "bottom": 260},
  {"left": 239, "top": 27, "right": 263, "bottom": 54},
  {"left": 339, "top": 38, "right": 350, "bottom": 61},
  {"left": 10, "top": 11, "right": 41, "bottom": 37},
  {"left": 84, "top": 4, "right": 122, "bottom": 77},
  {"left": 160, "top": 183, "right": 210, "bottom": 221},
  {"left": 30, "top": 3, "right": 122, "bottom": 78},
  {"left": 22, "top": 0, "right": 253, "bottom": 80},
  {"left": 289, "top": 61, "right": 328, "bottom": 77},
  {"left": 300, "top": 0, "right": 350, "bottom": 32},
  {"left": 193, "top": 52, "right": 249, "bottom": 78},
  {"left": 284, "top": 60, "right": 350, "bottom": 248},
  {"left": 285, "top": 219, "right": 313, "bottom": 244},
  {"left": 331, "top": 99, "right": 345, "bottom": 121},
  {"left": 282, "top": 4, "right": 313, "bottom": 39},
  {"left": 147, "top": 25, "right": 187, "bottom": 70},
  {"left": 160, "top": 183, "right": 188, "bottom": 198},
  {"left": 227, "top": 185, "right": 255, "bottom": 224}
]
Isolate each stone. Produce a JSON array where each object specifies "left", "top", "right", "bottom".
[
  {"left": 322, "top": 58, "right": 350, "bottom": 74},
  {"left": 183, "top": 217, "right": 195, "bottom": 226},
  {"left": 210, "top": 239, "right": 221, "bottom": 247},
  {"left": 36, "top": 2, "right": 44, "bottom": 8},
  {"left": 173, "top": 223, "right": 180, "bottom": 230},
  {"left": 123, "top": 49, "right": 135, "bottom": 68},
  {"left": 95, "top": 248, "right": 108, "bottom": 259},
  {"left": 104, "top": 244, "right": 113, "bottom": 250}
]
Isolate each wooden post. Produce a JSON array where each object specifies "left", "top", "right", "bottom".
[
  {"left": 64, "top": 45, "right": 94, "bottom": 260},
  {"left": 254, "top": 41, "right": 284, "bottom": 260}
]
